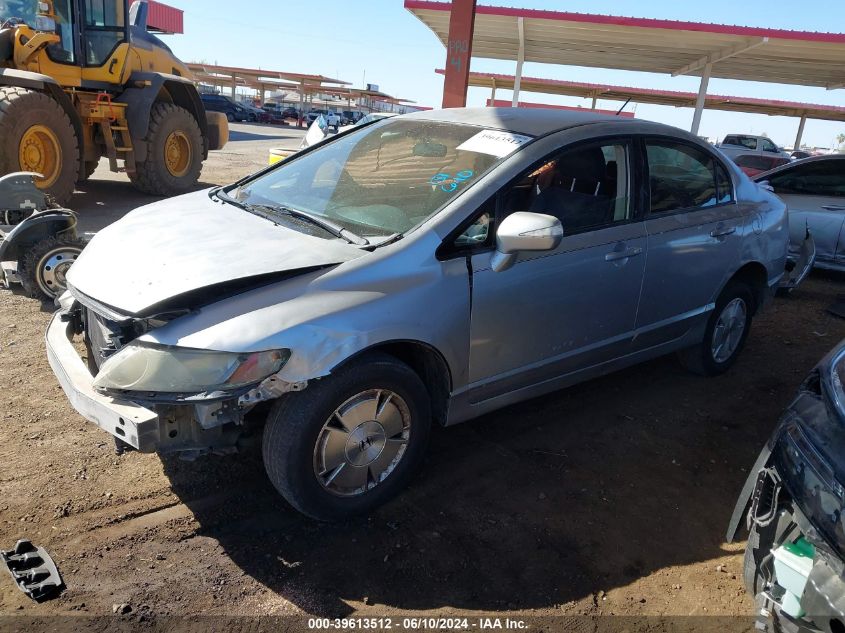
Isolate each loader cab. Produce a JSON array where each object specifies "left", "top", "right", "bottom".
[{"left": 18, "top": 0, "right": 131, "bottom": 85}]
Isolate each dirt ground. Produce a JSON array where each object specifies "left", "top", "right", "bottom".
[{"left": 3, "top": 127, "right": 845, "bottom": 630}]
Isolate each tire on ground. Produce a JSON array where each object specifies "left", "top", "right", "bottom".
[
  {"left": 0, "top": 86, "right": 80, "bottom": 205},
  {"left": 78, "top": 158, "right": 100, "bottom": 183},
  {"left": 678, "top": 280, "right": 755, "bottom": 376},
  {"left": 19, "top": 235, "right": 86, "bottom": 301},
  {"left": 262, "top": 352, "right": 432, "bottom": 521},
  {"left": 129, "top": 102, "right": 203, "bottom": 196}
]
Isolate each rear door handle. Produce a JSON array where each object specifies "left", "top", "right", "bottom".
[
  {"left": 822, "top": 205, "right": 845, "bottom": 211},
  {"left": 605, "top": 246, "right": 642, "bottom": 262},
  {"left": 710, "top": 226, "right": 737, "bottom": 238}
]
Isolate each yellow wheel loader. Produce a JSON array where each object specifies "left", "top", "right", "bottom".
[{"left": 0, "top": 0, "right": 227, "bottom": 204}]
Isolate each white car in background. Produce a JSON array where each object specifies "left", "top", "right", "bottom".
[{"left": 337, "top": 112, "right": 398, "bottom": 134}]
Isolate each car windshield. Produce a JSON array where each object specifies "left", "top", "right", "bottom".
[{"left": 232, "top": 119, "right": 527, "bottom": 238}]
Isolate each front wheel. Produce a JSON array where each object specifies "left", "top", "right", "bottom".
[
  {"left": 129, "top": 102, "right": 203, "bottom": 196},
  {"left": 262, "top": 353, "right": 431, "bottom": 521},
  {"left": 19, "top": 235, "right": 85, "bottom": 301},
  {"left": 678, "top": 280, "right": 754, "bottom": 376}
]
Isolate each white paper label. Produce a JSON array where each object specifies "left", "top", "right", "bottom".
[{"left": 456, "top": 129, "right": 532, "bottom": 158}]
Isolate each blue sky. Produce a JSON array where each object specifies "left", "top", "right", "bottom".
[{"left": 160, "top": 0, "right": 845, "bottom": 148}]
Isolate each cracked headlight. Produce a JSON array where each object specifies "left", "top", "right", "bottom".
[{"left": 92, "top": 342, "right": 289, "bottom": 394}]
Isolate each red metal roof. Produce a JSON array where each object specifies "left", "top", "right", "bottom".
[
  {"left": 409, "top": 2, "right": 845, "bottom": 88},
  {"left": 407, "top": 1, "right": 845, "bottom": 44},
  {"left": 448, "top": 70, "right": 845, "bottom": 122},
  {"left": 146, "top": 0, "right": 183, "bottom": 35}
]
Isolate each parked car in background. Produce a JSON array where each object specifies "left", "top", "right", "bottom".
[
  {"left": 239, "top": 103, "right": 270, "bottom": 123},
  {"left": 324, "top": 111, "right": 340, "bottom": 130},
  {"left": 48, "top": 108, "right": 788, "bottom": 520},
  {"left": 755, "top": 155, "right": 845, "bottom": 271},
  {"left": 729, "top": 339, "right": 845, "bottom": 632},
  {"left": 341, "top": 110, "right": 362, "bottom": 125},
  {"left": 200, "top": 93, "right": 249, "bottom": 123},
  {"left": 716, "top": 134, "right": 790, "bottom": 161},
  {"left": 337, "top": 111, "right": 398, "bottom": 133},
  {"left": 791, "top": 150, "right": 813, "bottom": 160},
  {"left": 734, "top": 154, "right": 791, "bottom": 178}
]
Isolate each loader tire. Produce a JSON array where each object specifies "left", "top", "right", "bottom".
[
  {"left": 0, "top": 87, "right": 79, "bottom": 206},
  {"left": 78, "top": 159, "right": 100, "bottom": 183},
  {"left": 129, "top": 102, "right": 203, "bottom": 196}
]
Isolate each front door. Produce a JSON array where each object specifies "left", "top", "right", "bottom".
[{"left": 466, "top": 138, "right": 647, "bottom": 404}]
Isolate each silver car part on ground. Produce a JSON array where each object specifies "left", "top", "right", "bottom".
[{"left": 52, "top": 108, "right": 788, "bottom": 460}]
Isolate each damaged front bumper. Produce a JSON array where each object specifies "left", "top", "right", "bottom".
[
  {"left": 45, "top": 308, "right": 281, "bottom": 455},
  {"left": 46, "top": 312, "right": 160, "bottom": 451}
]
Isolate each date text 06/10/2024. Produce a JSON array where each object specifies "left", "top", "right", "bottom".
[{"left": 307, "top": 617, "right": 528, "bottom": 630}]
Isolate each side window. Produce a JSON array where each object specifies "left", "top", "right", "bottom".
[
  {"left": 46, "top": 0, "right": 75, "bottom": 63},
  {"left": 82, "top": 0, "right": 125, "bottom": 67},
  {"left": 760, "top": 138, "right": 779, "bottom": 153},
  {"left": 646, "top": 140, "right": 721, "bottom": 213},
  {"left": 500, "top": 141, "right": 631, "bottom": 235},
  {"left": 768, "top": 161, "right": 845, "bottom": 198}
]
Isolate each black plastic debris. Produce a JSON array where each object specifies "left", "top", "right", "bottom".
[{"left": 1, "top": 539, "right": 64, "bottom": 602}]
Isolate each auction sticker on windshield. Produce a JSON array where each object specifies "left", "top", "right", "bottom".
[{"left": 456, "top": 130, "right": 532, "bottom": 158}]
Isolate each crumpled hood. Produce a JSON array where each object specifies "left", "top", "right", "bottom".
[{"left": 67, "top": 189, "right": 365, "bottom": 315}]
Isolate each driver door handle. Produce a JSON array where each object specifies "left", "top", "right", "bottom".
[
  {"left": 710, "top": 226, "right": 737, "bottom": 238},
  {"left": 605, "top": 246, "right": 642, "bottom": 262}
]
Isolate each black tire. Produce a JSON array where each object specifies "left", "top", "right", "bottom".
[
  {"left": 19, "top": 235, "right": 85, "bottom": 301},
  {"left": 129, "top": 102, "right": 203, "bottom": 196},
  {"left": 678, "top": 280, "right": 755, "bottom": 376},
  {"left": 262, "top": 352, "right": 432, "bottom": 521},
  {"left": 78, "top": 158, "right": 99, "bottom": 183},
  {"left": 0, "top": 86, "right": 79, "bottom": 205},
  {"left": 226, "top": 112, "right": 234, "bottom": 122}
]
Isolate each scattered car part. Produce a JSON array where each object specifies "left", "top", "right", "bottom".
[
  {"left": 0, "top": 172, "right": 86, "bottom": 300},
  {"left": 778, "top": 228, "right": 815, "bottom": 293},
  {"left": 729, "top": 340, "right": 845, "bottom": 631},
  {"left": 48, "top": 108, "right": 789, "bottom": 520},
  {"left": 1, "top": 540, "right": 64, "bottom": 602}
]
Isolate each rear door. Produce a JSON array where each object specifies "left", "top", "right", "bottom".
[
  {"left": 764, "top": 159, "right": 845, "bottom": 265},
  {"left": 634, "top": 138, "right": 742, "bottom": 349}
]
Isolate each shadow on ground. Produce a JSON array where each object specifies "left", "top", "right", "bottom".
[{"left": 157, "top": 285, "right": 841, "bottom": 616}]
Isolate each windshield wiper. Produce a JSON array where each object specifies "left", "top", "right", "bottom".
[
  {"left": 213, "top": 188, "right": 369, "bottom": 246},
  {"left": 251, "top": 203, "right": 369, "bottom": 246}
]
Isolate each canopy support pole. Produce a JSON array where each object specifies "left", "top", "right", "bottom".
[
  {"left": 794, "top": 114, "right": 807, "bottom": 150},
  {"left": 512, "top": 17, "right": 524, "bottom": 107},
  {"left": 441, "top": 0, "right": 477, "bottom": 108},
  {"left": 490, "top": 78, "right": 496, "bottom": 105},
  {"left": 591, "top": 96, "right": 597, "bottom": 110},
  {"left": 230, "top": 72, "right": 237, "bottom": 99},
  {"left": 690, "top": 62, "right": 711, "bottom": 135},
  {"left": 298, "top": 80, "right": 305, "bottom": 128}
]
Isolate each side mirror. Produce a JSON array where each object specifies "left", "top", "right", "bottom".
[
  {"left": 491, "top": 211, "right": 563, "bottom": 272},
  {"left": 757, "top": 179, "right": 774, "bottom": 192}
]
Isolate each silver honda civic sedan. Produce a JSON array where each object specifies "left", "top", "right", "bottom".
[{"left": 47, "top": 108, "right": 788, "bottom": 520}]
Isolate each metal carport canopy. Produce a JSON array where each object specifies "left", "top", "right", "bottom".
[
  {"left": 407, "top": 0, "right": 845, "bottom": 133},
  {"left": 446, "top": 70, "right": 845, "bottom": 148}
]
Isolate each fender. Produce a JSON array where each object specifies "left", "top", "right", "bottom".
[
  {"left": 0, "top": 209, "right": 77, "bottom": 263},
  {"left": 0, "top": 68, "right": 84, "bottom": 180},
  {"left": 118, "top": 72, "right": 209, "bottom": 162}
]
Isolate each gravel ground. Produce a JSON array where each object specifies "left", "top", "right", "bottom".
[{"left": 2, "top": 124, "right": 845, "bottom": 630}]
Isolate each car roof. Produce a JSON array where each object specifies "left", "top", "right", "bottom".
[
  {"left": 402, "top": 106, "right": 659, "bottom": 137},
  {"left": 755, "top": 153, "right": 845, "bottom": 180}
]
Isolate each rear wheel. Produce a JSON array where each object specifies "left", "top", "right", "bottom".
[
  {"left": 129, "top": 102, "right": 203, "bottom": 196},
  {"left": 678, "top": 280, "right": 754, "bottom": 376},
  {"left": 19, "top": 235, "right": 85, "bottom": 301},
  {"left": 262, "top": 353, "right": 431, "bottom": 521},
  {"left": 0, "top": 87, "right": 79, "bottom": 205}
]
